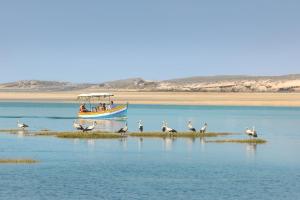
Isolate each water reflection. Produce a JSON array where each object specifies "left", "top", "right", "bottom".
[
  {"left": 163, "top": 137, "right": 176, "bottom": 151},
  {"left": 199, "top": 137, "right": 206, "bottom": 152},
  {"left": 73, "top": 138, "right": 79, "bottom": 145},
  {"left": 186, "top": 138, "right": 195, "bottom": 152},
  {"left": 87, "top": 139, "right": 95, "bottom": 146},
  {"left": 246, "top": 143, "right": 257, "bottom": 158},
  {"left": 138, "top": 138, "right": 143, "bottom": 152},
  {"left": 17, "top": 130, "right": 25, "bottom": 138},
  {"left": 119, "top": 138, "right": 128, "bottom": 151}
]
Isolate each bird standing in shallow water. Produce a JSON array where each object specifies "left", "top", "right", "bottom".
[
  {"left": 187, "top": 121, "right": 196, "bottom": 132},
  {"left": 118, "top": 123, "right": 128, "bottom": 135},
  {"left": 73, "top": 120, "right": 83, "bottom": 131},
  {"left": 164, "top": 122, "right": 177, "bottom": 133},
  {"left": 82, "top": 121, "right": 97, "bottom": 132},
  {"left": 200, "top": 123, "right": 207, "bottom": 133},
  {"left": 138, "top": 120, "right": 143, "bottom": 132},
  {"left": 162, "top": 121, "right": 167, "bottom": 132},
  {"left": 245, "top": 126, "right": 257, "bottom": 138},
  {"left": 17, "top": 120, "right": 29, "bottom": 130}
]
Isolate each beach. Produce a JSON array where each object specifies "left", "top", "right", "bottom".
[{"left": 0, "top": 91, "right": 300, "bottom": 106}]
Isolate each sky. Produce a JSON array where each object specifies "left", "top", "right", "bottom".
[{"left": 0, "top": 0, "right": 300, "bottom": 83}]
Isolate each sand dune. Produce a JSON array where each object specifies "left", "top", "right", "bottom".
[
  {"left": 1, "top": 91, "right": 300, "bottom": 107},
  {"left": 1, "top": 74, "right": 300, "bottom": 92}
]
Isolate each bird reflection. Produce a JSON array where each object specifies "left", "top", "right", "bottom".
[
  {"left": 186, "top": 138, "right": 195, "bottom": 151},
  {"left": 87, "top": 139, "right": 95, "bottom": 148},
  {"left": 246, "top": 143, "right": 257, "bottom": 157},
  {"left": 163, "top": 137, "right": 176, "bottom": 151},
  {"left": 138, "top": 137, "right": 143, "bottom": 151},
  {"left": 17, "top": 130, "right": 25, "bottom": 138},
  {"left": 73, "top": 138, "right": 79, "bottom": 145},
  {"left": 199, "top": 137, "right": 206, "bottom": 152},
  {"left": 119, "top": 137, "right": 128, "bottom": 151}
]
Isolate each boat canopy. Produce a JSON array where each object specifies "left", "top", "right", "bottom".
[{"left": 77, "top": 93, "right": 114, "bottom": 99}]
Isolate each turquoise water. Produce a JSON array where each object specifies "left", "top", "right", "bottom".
[{"left": 0, "top": 102, "right": 300, "bottom": 199}]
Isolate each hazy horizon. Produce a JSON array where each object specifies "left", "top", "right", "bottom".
[
  {"left": 1, "top": 0, "right": 300, "bottom": 83},
  {"left": 1, "top": 73, "right": 300, "bottom": 84}
]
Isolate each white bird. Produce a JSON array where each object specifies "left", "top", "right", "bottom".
[
  {"left": 245, "top": 126, "right": 257, "bottom": 138},
  {"left": 164, "top": 122, "right": 177, "bottom": 133},
  {"left": 82, "top": 121, "right": 97, "bottom": 132},
  {"left": 162, "top": 121, "right": 167, "bottom": 132},
  {"left": 17, "top": 120, "right": 29, "bottom": 130},
  {"left": 138, "top": 120, "right": 143, "bottom": 133},
  {"left": 188, "top": 121, "right": 196, "bottom": 132},
  {"left": 73, "top": 120, "right": 84, "bottom": 130},
  {"left": 200, "top": 123, "right": 207, "bottom": 133},
  {"left": 118, "top": 123, "right": 128, "bottom": 134}
]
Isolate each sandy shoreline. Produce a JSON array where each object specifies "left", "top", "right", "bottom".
[{"left": 0, "top": 91, "right": 300, "bottom": 107}]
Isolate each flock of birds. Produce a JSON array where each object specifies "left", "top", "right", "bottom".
[{"left": 16, "top": 120, "right": 258, "bottom": 138}]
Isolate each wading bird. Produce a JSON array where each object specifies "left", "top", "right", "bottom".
[
  {"left": 138, "top": 120, "right": 143, "bottom": 132},
  {"left": 200, "top": 123, "right": 208, "bottom": 133},
  {"left": 164, "top": 122, "right": 177, "bottom": 133},
  {"left": 162, "top": 121, "right": 167, "bottom": 132},
  {"left": 17, "top": 120, "right": 29, "bottom": 130},
  {"left": 118, "top": 123, "right": 128, "bottom": 134},
  {"left": 187, "top": 120, "right": 196, "bottom": 132},
  {"left": 82, "top": 121, "right": 97, "bottom": 132},
  {"left": 73, "top": 120, "right": 84, "bottom": 130},
  {"left": 245, "top": 127, "right": 257, "bottom": 138}
]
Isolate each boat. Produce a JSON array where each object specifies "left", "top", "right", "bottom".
[{"left": 77, "top": 93, "right": 128, "bottom": 119}]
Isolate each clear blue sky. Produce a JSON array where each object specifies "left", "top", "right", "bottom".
[{"left": 0, "top": 0, "right": 299, "bottom": 83}]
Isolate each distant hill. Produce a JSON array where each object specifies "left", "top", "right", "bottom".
[
  {"left": 1, "top": 74, "right": 300, "bottom": 92},
  {"left": 0, "top": 80, "right": 93, "bottom": 92}
]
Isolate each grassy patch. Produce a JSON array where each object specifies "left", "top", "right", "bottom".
[
  {"left": 207, "top": 138, "right": 267, "bottom": 144},
  {"left": 56, "top": 131, "right": 124, "bottom": 139},
  {"left": 34, "top": 131, "right": 59, "bottom": 136},
  {"left": 0, "top": 128, "right": 238, "bottom": 139},
  {"left": 129, "top": 132, "right": 237, "bottom": 138},
  {"left": 0, "top": 129, "right": 19, "bottom": 133},
  {"left": 0, "top": 159, "right": 39, "bottom": 164}
]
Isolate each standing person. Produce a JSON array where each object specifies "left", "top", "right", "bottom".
[{"left": 110, "top": 101, "right": 114, "bottom": 109}]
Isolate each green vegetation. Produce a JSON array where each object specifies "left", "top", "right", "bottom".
[
  {"left": 34, "top": 131, "right": 59, "bottom": 136},
  {"left": 207, "top": 138, "right": 267, "bottom": 144},
  {"left": 0, "top": 129, "right": 19, "bottom": 133},
  {"left": 56, "top": 131, "right": 124, "bottom": 139},
  {"left": 1, "top": 128, "right": 238, "bottom": 139},
  {"left": 129, "top": 132, "right": 237, "bottom": 138},
  {"left": 0, "top": 159, "right": 39, "bottom": 164}
]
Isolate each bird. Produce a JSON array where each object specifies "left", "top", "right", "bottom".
[
  {"left": 200, "top": 123, "right": 208, "bottom": 133},
  {"left": 245, "top": 126, "right": 257, "bottom": 138},
  {"left": 17, "top": 120, "right": 29, "bottom": 130},
  {"left": 73, "top": 120, "right": 84, "bottom": 130},
  {"left": 138, "top": 120, "right": 143, "bottom": 133},
  {"left": 164, "top": 122, "right": 177, "bottom": 133},
  {"left": 187, "top": 120, "right": 196, "bottom": 132},
  {"left": 82, "top": 121, "right": 97, "bottom": 132},
  {"left": 162, "top": 121, "right": 167, "bottom": 132},
  {"left": 118, "top": 123, "right": 128, "bottom": 134}
]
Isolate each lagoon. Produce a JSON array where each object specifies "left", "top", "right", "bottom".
[{"left": 0, "top": 102, "right": 300, "bottom": 199}]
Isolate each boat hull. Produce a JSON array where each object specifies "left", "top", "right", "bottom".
[{"left": 78, "top": 104, "right": 128, "bottom": 119}]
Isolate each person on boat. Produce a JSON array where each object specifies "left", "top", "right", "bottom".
[
  {"left": 110, "top": 101, "right": 114, "bottom": 109},
  {"left": 80, "top": 104, "right": 88, "bottom": 112},
  {"left": 103, "top": 103, "right": 106, "bottom": 111},
  {"left": 97, "top": 103, "right": 103, "bottom": 111}
]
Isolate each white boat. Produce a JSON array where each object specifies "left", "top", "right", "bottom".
[{"left": 77, "top": 93, "right": 128, "bottom": 119}]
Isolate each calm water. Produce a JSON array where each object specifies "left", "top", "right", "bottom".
[{"left": 0, "top": 102, "right": 300, "bottom": 200}]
